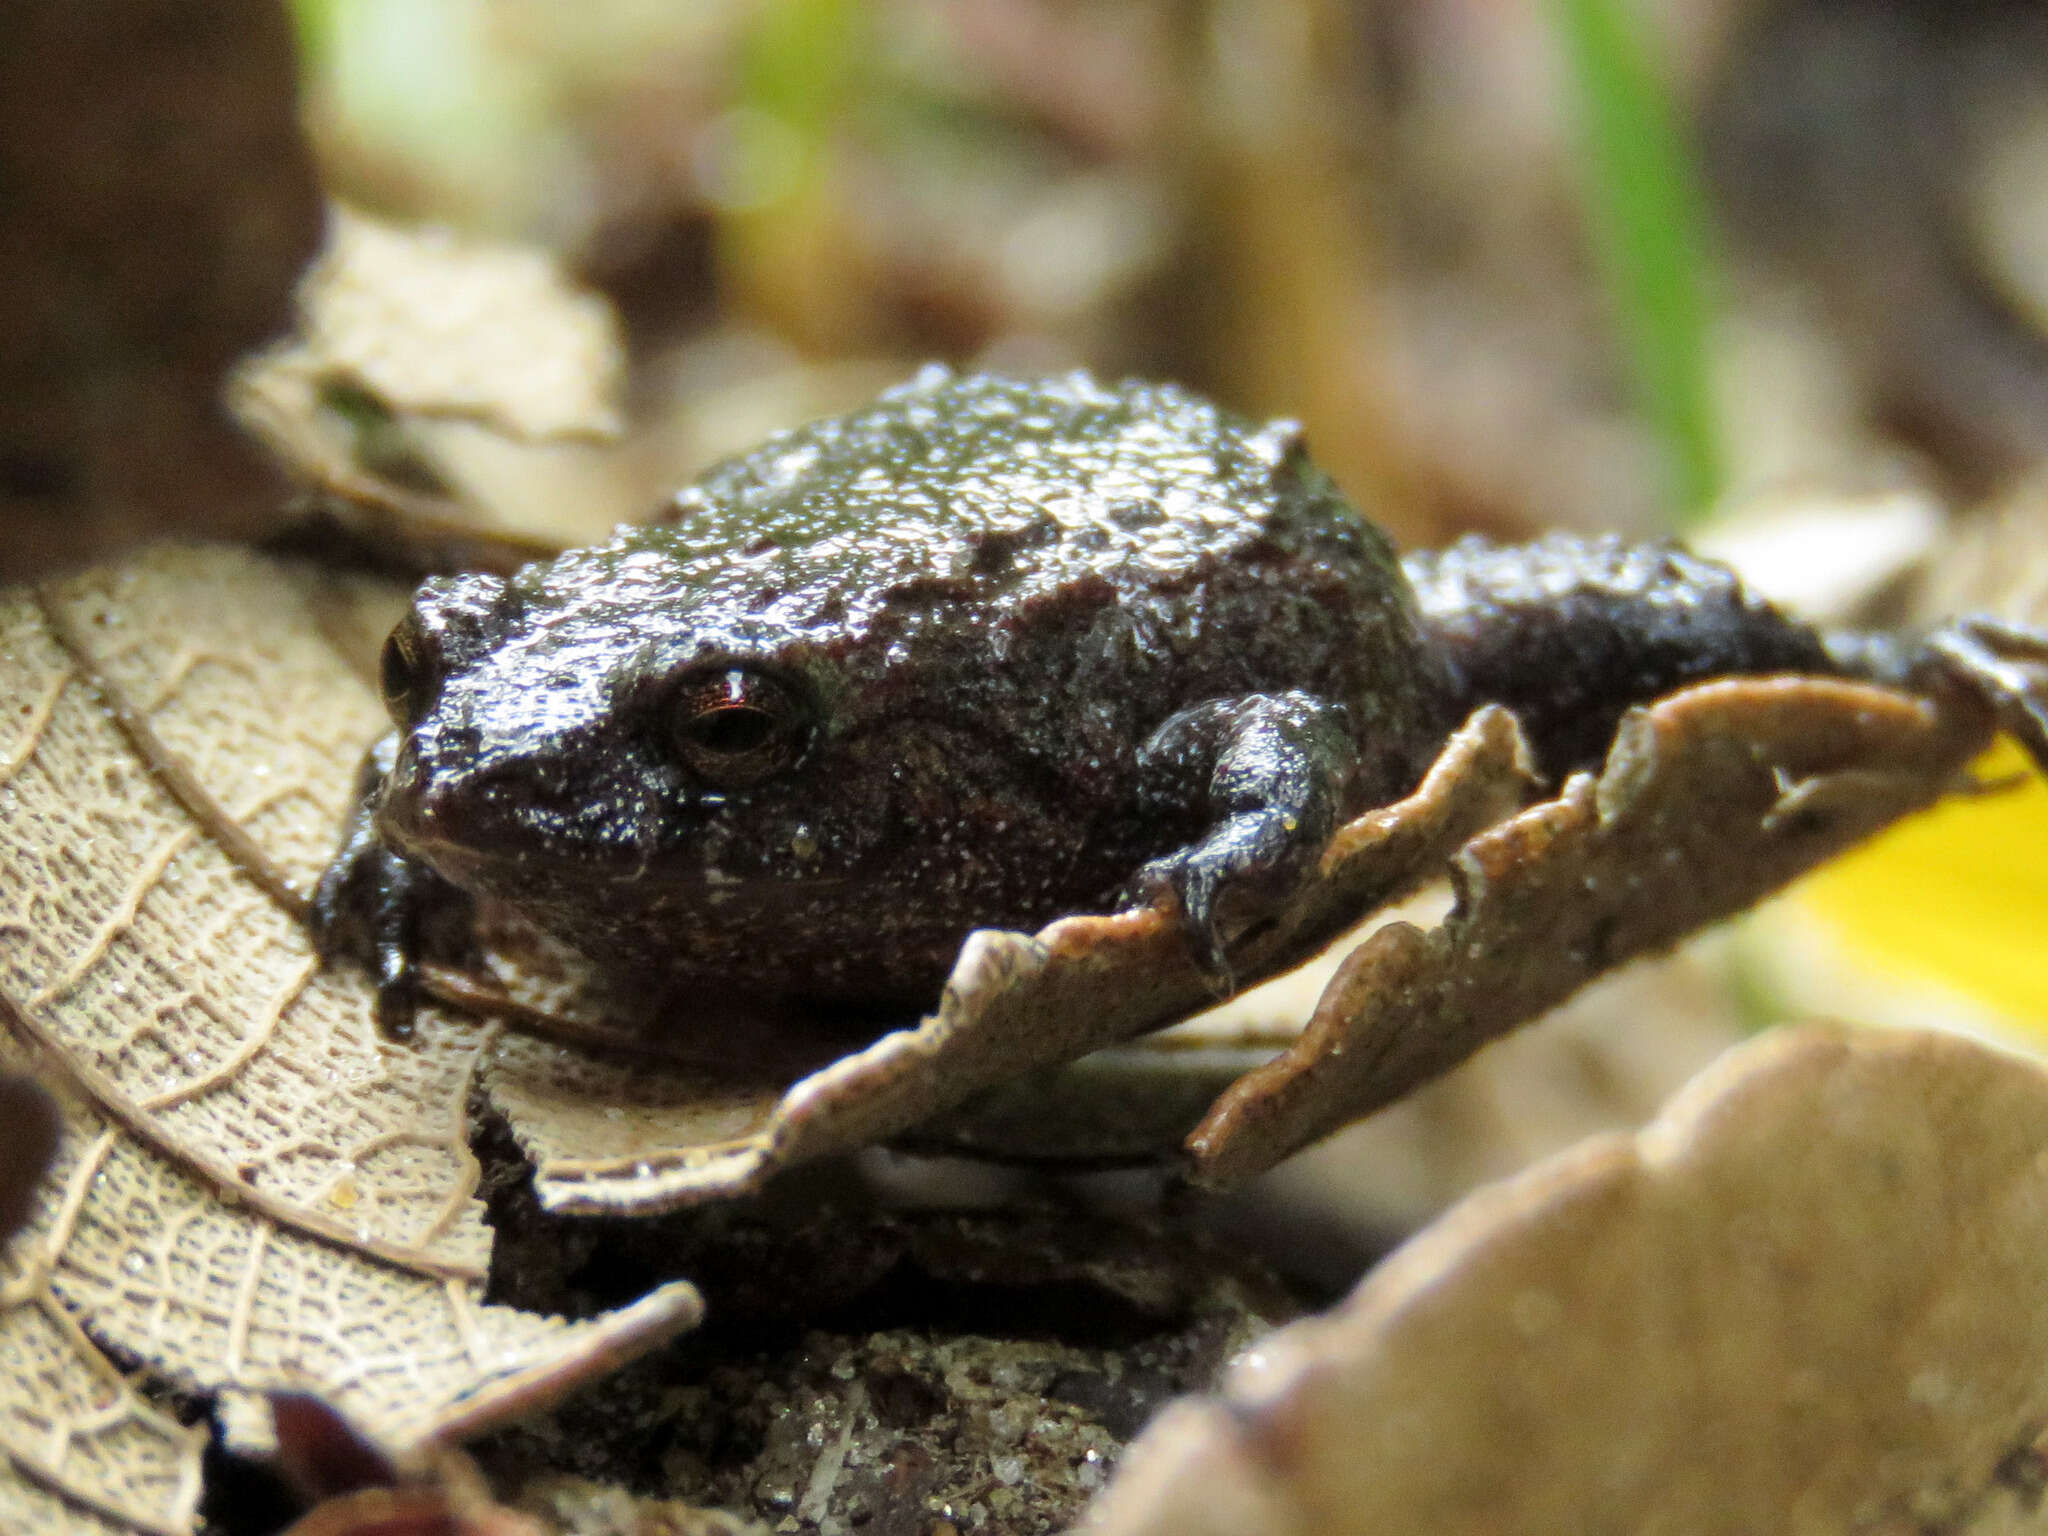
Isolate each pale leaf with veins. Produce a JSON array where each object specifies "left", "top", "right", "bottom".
[{"left": 0, "top": 548, "right": 701, "bottom": 1535}]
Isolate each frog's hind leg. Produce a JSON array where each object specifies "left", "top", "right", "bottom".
[
  {"left": 1829, "top": 617, "right": 2048, "bottom": 772},
  {"left": 1406, "top": 532, "right": 2048, "bottom": 782},
  {"left": 1403, "top": 532, "right": 1838, "bottom": 781}
]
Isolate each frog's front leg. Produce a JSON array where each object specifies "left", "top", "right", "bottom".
[
  {"left": 1124, "top": 692, "right": 1359, "bottom": 984},
  {"left": 310, "top": 734, "right": 478, "bottom": 1038}
]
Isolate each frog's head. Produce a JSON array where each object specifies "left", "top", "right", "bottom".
[
  {"left": 361, "top": 369, "right": 1306, "bottom": 1002},
  {"left": 362, "top": 512, "right": 1080, "bottom": 1006},
  {"left": 368, "top": 535, "right": 876, "bottom": 884}
]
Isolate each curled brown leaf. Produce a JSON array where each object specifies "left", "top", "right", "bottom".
[
  {"left": 1086, "top": 1024, "right": 2048, "bottom": 1534},
  {"left": 1185, "top": 674, "right": 1982, "bottom": 1182}
]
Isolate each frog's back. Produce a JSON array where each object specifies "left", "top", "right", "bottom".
[
  {"left": 528, "top": 370, "right": 1442, "bottom": 804},
  {"left": 614, "top": 369, "right": 1401, "bottom": 631}
]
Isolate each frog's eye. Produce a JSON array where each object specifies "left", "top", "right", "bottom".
[
  {"left": 379, "top": 616, "right": 436, "bottom": 731},
  {"left": 671, "top": 668, "right": 810, "bottom": 789}
]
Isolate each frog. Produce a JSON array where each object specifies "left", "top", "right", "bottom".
[{"left": 312, "top": 367, "right": 2048, "bottom": 1037}]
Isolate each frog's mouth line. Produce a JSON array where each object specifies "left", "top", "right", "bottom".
[
  {"left": 382, "top": 833, "right": 488, "bottom": 888},
  {"left": 393, "top": 829, "right": 857, "bottom": 897}
]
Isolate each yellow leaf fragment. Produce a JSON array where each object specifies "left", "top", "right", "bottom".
[{"left": 1791, "top": 737, "right": 2048, "bottom": 1029}]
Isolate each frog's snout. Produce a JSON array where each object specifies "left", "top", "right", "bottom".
[
  {"left": 375, "top": 717, "right": 664, "bottom": 880},
  {"left": 377, "top": 738, "right": 529, "bottom": 853},
  {"left": 370, "top": 733, "right": 448, "bottom": 849}
]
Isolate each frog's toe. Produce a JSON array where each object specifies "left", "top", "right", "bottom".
[
  {"left": 310, "top": 835, "right": 475, "bottom": 1040},
  {"left": 1125, "top": 843, "right": 1298, "bottom": 995},
  {"left": 308, "top": 836, "right": 390, "bottom": 966},
  {"left": 1127, "top": 856, "right": 1235, "bottom": 993},
  {"left": 1922, "top": 617, "right": 2048, "bottom": 772},
  {"left": 369, "top": 939, "right": 421, "bottom": 1040}
]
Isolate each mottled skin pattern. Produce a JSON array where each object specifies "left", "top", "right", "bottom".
[{"left": 313, "top": 369, "right": 2048, "bottom": 1035}]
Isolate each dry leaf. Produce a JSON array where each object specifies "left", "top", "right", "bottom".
[
  {"left": 0, "top": 1485, "right": 156, "bottom": 1536},
  {"left": 1085, "top": 1023, "right": 2048, "bottom": 1534},
  {"left": 0, "top": 1057, "right": 197, "bottom": 1536},
  {"left": 0, "top": 548, "right": 702, "bottom": 1535},
  {"left": 231, "top": 210, "right": 632, "bottom": 569},
  {"left": 1184, "top": 674, "right": 1979, "bottom": 1182},
  {"left": 0, "top": 1119, "right": 208, "bottom": 1536},
  {"left": 9, "top": 552, "right": 493, "bottom": 1275},
  {"left": 0, "top": 964, "right": 698, "bottom": 1515},
  {"left": 296, "top": 210, "right": 624, "bottom": 442}
]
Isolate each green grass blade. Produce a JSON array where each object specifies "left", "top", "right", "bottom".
[{"left": 1553, "top": 0, "right": 1723, "bottom": 521}]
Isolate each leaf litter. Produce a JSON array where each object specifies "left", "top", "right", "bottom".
[
  {"left": 0, "top": 540, "right": 2033, "bottom": 1533},
  {"left": 230, "top": 209, "right": 637, "bottom": 571}
]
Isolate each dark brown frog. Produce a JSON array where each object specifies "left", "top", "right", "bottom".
[{"left": 313, "top": 369, "right": 2048, "bottom": 1033}]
